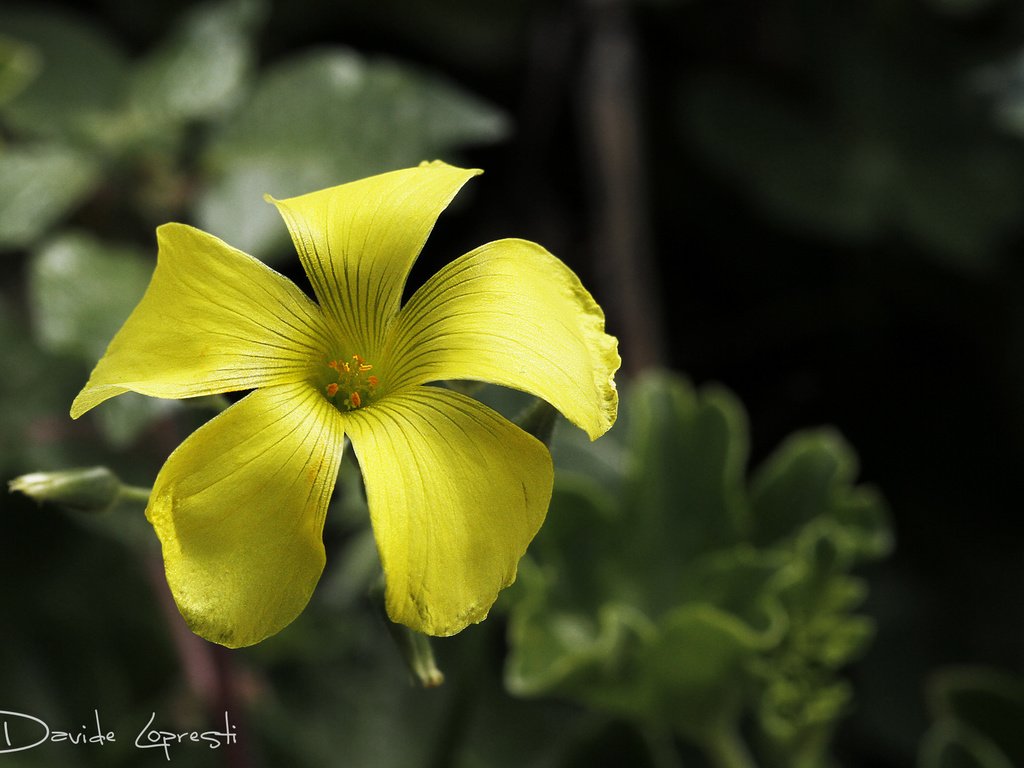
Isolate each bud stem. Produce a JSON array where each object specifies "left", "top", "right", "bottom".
[{"left": 119, "top": 485, "right": 153, "bottom": 504}]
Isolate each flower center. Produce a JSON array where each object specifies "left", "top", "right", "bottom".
[{"left": 323, "top": 355, "right": 379, "bottom": 411}]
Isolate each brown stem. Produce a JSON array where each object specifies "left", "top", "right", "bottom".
[
  {"left": 144, "top": 553, "right": 254, "bottom": 767},
  {"left": 579, "top": 0, "right": 666, "bottom": 374},
  {"left": 144, "top": 553, "right": 219, "bottom": 704},
  {"left": 212, "top": 645, "right": 254, "bottom": 768}
]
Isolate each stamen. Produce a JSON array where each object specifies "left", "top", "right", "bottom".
[{"left": 323, "top": 354, "right": 379, "bottom": 410}]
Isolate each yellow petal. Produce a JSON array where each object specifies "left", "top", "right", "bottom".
[
  {"left": 384, "top": 239, "right": 620, "bottom": 440},
  {"left": 267, "top": 161, "right": 480, "bottom": 357},
  {"left": 344, "top": 387, "right": 553, "bottom": 636},
  {"left": 71, "top": 223, "right": 330, "bottom": 418},
  {"left": 146, "top": 382, "right": 344, "bottom": 648}
]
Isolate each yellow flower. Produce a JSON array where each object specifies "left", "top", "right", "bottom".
[{"left": 71, "top": 162, "right": 619, "bottom": 648}]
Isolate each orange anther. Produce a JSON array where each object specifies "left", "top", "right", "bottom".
[
  {"left": 349, "top": 391, "right": 362, "bottom": 408},
  {"left": 368, "top": 375, "right": 379, "bottom": 388},
  {"left": 326, "top": 382, "right": 339, "bottom": 397}
]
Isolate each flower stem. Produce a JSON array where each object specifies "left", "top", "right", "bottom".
[
  {"left": 580, "top": 0, "right": 665, "bottom": 373},
  {"left": 385, "top": 619, "right": 445, "bottom": 687},
  {"left": 370, "top": 576, "right": 445, "bottom": 687},
  {"left": 144, "top": 554, "right": 253, "bottom": 768},
  {"left": 515, "top": 398, "right": 559, "bottom": 447},
  {"left": 118, "top": 485, "right": 152, "bottom": 504}
]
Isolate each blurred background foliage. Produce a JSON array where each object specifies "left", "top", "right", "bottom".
[{"left": 1, "top": 0, "right": 1022, "bottom": 766}]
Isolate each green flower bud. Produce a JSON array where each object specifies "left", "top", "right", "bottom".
[
  {"left": 9, "top": 467, "right": 122, "bottom": 513},
  {"left": 371, "top": 576, "right": 445, "bottom": 687},
  {"left": 385, "top": 621, "right": 445, "bottom": 689}
]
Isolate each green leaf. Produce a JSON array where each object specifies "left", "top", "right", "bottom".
[
  {"left": 548, "top": 394, "right": 628, "bottom": 494},
  {"left": 750, "top": 528, "right": 876, "bottom": 751},
  {"left": 0, "top": 295, "right": 76, "bottom": 471},
  {"left": 683, "top": 74, "right": 883, "bottom": 241},
  {"left": 0, "top": 8, "right": 128, "bottom": 141},
  {"left": 751, "top": 428, "right": 894, "bottom": 565},
  {"left": 507, "top": 587, "right": 653, "bottom": 700},
  {"left": 673, "top": 546, "right": 789, "bottom": 645},
  {"left": 920, "top": 720, "right": 1016, "bottom": 768},
  {"left": 682, "top": 56, "right": 1024, "bottom": 273},
  {"left": 750, "top": 429, "right": 857, "bottom": 547},
  {"left": 194, "top": 48, "right": 510, "bottom": 260},
  {"left": 0, "top": 145, "right": 102, "bottom": 249},
  {"left": 27, "top": 232, "right": 151, "bottom": 361},
  {"left": 624, "top": 373, "right": 749, "bottom": 601},
  {"left": 0, "top": 34, "right": 40, "bottom": 109},
  {"left": 522, "top": 478, "right": 621, "bottom": 615},
  {"left": 921, "top": 667, "right": 1024, "bottom": 768},
  {"left": 504, "top": 370, "right": 892, "bottom": 767},
  {"left": 758, "top": 672, "right": 853, "bottom": 768},
  {"left": 27, "top": 233, "right": 163, "bottom": 446},
  {"left": 648, "top": 604, "right": 765, "bottom": 739},
  {"left": 92, "top": 392, "right": 174, "bottom": 449},
  {"left": 897, "top": 144, "right": 1024, "bottom": 272},
  {"left": 129, "top": 0, "right": 262, "bottom": 124}
]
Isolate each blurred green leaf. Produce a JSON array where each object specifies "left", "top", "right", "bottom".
[
  {"left": 0, "top": 34, "right": 39, "bottom": 109},
  {"left": 921, "top": 722, "right": 1016, "bottom": 768},
  {"left": 0, "top": 295, "right": 74, "bottom": 472},
  {"left": 684, "top": 74, "right": 884, "bottom": 241},
  {"left": 548, "top": 397, "right": 629, "bottom": 495},
  {"left": 93, "top": 392, "right": 175, "bottom": 449},
  {"left": 980, "top": 52, "right": 1024, "bottom": 137},
  {"left": 645, "top": 604, "right": 761, "bottom": 739},
  {"left": 27, "top": 231, "right": 150, "bottom": 361},
  {"left": 626, "top": 378, "right": 749, "bottom": 574},
  {"left": 195, "top": 48, "right": 510, "bottom": 260},
  {"left": 506, "top": 370, "right": 892, "bottom": 767},
  {"left": 897, "top": 143, "right": 1024, "bottom": 269},
  {"left": 0, "top": 145, "right": 102, "bottom": 249},
  {"left": 129, "top": 0, "right": 263, "bottom": 125},
  {"left": 753, "top": 531, "right": 876, "bottom": 767},
  {"left": 330, "top": 1, "right": 532, "bottom": 77},
  {"left": 0, "top": 7, "right": 128, "bottom": 141},
  {"left": 750, "top": 428, "right": 893, "bottom": 562},
  {"left": 919, "top": 667, "right": 1024, "bottom": 768},
  {"left": 27, "top": 233, "right": 167, "bottom": 447},
  {"left": 682, "top": 48, "right": 1024, "bottom": 272}
]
